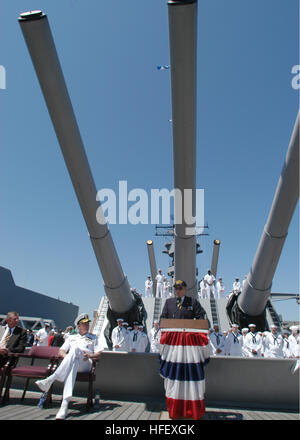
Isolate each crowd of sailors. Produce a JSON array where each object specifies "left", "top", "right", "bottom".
[
  {"left": 110, "top": 319, "right": 300, "bottom": 359},
  {"left": 144, "top": 269, "right": 248, "bottom": 300}
]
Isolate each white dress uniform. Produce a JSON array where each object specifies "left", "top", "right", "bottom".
[
  {"left": 244, "top": 331, "right": 263, "bottom": 357},
  {"left": 288, "top": 333, "right": 300, "bottom": 358},
  {"left": 139, "top": 331, "right": 149, "bottom": 352},
  {"left": 163, "top": 281, "right": 170, "bottom": 299},
  {"left": 216, "top": 281, "right": 225, "bottom": 299},
  {"left": 130, "top": 330, "right": 144, "bottom": 352},
  {"left": 199, "top": 280, "right": 207, "bottom": 299},
  {"left": 155, "top": 273, "right": 164, "bottom": 298},
  {"left": 242, "top": 334, "right": 249, "bottom": 357},
  {"left": 148, "top": 327, "right": 161, "bottom": 353},
  {"left": 232, "top": 281, "right": 241, "bottom": 294},
  {"left": 111, "top": 325, "right": 128, "bottom": 351},
  {"left": 145, "top": 279, "right": 153, "bottom": 297},
  {"left": 36, "top": 328, "right": 50, "bottom": 346},
  {"left": 263, "top": 332, "right": 284, "bottom": 358},
  {"left": 224, "top": 332, "right": 243, "bottom": 356},
  {"left": 283, "top": 337, "right": 293, "bottom": 358},
  {"left": 204, "top": 274, "right": 216, "bottom": 298},
  {"left": 50, "top": 332, "right": 101, "bottom": 400},
  {"left": 209, "top": 332, "right": 225, "bottom": 356}
]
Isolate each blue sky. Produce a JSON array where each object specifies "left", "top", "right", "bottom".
[{"left": 0, "top": 0, "right": 299, "bottom": 322}]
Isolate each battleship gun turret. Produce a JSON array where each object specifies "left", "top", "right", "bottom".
[
  {"left": 211, "top": 239, "right": 221, "bottom": 278},
  {"left": 168, "top": 0, "right": 198, "bottom": 297},
  {"left": 18, "top": 11, "right": 144, "bottom": 345},
  {"left": 227, "top": 112, "right": 299, "bottom": 330}
]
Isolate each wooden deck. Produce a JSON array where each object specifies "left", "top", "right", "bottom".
[{"left": 0, "top": 389, "right": 298, "bottom": 420}]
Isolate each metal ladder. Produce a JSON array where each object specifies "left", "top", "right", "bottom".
[
  {"left": 92, "top": 296, "right": 109, "bottom": 337},
  {"left": 209, "top": 294, "right": 220, "bottom": 327},
  {"left": 153, "top": 297, "right": 162, "bottom": 325},
  {"left": 266, "top": 299, "right": 282, "bottom": 329}
]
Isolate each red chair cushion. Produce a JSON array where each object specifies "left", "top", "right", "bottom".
[
  {"left": 28, "top": 346, "right": 60, "bottom": 359},
  {"left": 11, "top": 366, "right": 49, "bottom": 378}
]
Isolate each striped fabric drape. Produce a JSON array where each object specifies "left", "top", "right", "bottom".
[{"left": 159, "top": 329, "right": 210, "bottom": 420}]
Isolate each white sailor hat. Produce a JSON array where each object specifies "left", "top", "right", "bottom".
[
  {"left": 242, "top": 328, "right": 249, "bottom": 332},
  {"left": 232, "top": 324, "right": 239, "bottom": 328},
  {"left": 282, "top": 329, "right": 290, "bottom": 334},
  {"left": 289, "top": 325, "right": 298, "bottom": 331},
  {"left": 153, "top": 320, "right": 159, "bottom": 324},
  {"left": 248, "top": 323, "right": 256, "bottom": 327},
  {"left": 270, "top": 324, "right": 277, "bottom": 329},
  {"left": 127, "top": 327, "right": 132, "bottom": 330},
  {"left": 74, "top": 313, "right": 91, "bottom": 327},
  {"left": 116, "top": 318, "right": 124, "bottom": 322},
  {"left": 138, "top": 325, "right": 144, "bottom": 329},
  {"left": 133, "top": 321, "right": 139, "bottom": 326},
  {"left": 122, "top": 322, "right": 128, "bottom": 326}
]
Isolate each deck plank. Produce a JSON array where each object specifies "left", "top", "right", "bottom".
[{"left": 0, "top": 389, "right": 298, "bottom": 420}]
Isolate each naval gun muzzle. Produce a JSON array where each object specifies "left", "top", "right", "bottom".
[
  {"left": 227, "top": 111, "right": 299, "bottom": 330},
  {"left": 18, "top": 11, "right": 137, "bottom": 321},
  {"left": 168, "top": 0, "right": 198, "bottom": 297}
]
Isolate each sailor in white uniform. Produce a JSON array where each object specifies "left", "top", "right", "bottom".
[
  {"left": 138, "top": 325, "right": 149, "bottom": 352},
  {"left": 244, "top": 324, "right": 263, "bottom": 357},
  {"left": 232, "top": 278, "right": 241, "bottom": 295},
  {"left": 148, "top": 321, "right": 161, "bottom": 353},
  {"left": 130, "top": 322, "right": 143, "bottom": 352},
  {"left": 241, "top": 328, "right": 249, "bottom": 357},
  {"left": 111, "top": 318, "right": 128, "bottom": 352},
  {"left": 35, "top": 323, "right": 50, "bottom": 346},
  {"left": 282, "top": 330, "right": 293, "bottom": 358},
  {"left": 155, "top": 269, "right": 164, "bottom": 298},
  {"left": 204, "top": 269, "right": 216, "bottom": 299},
  {"left": 145, "top": 276, "right": 153, "bottom": 298},
  {"left": 209, "top": 324, "right": 225, "bottom": 356},
  {"left": 224, "top": 324, "right": 243, "bottom": 356},
  {"left": 35, "top": 313, "right": 102, "bottom": 420},
  {"left": 199, "top": 278, "right": 207, "bottom": 299},
  {"left": 162, "top": 278, "right": 170, "bottom": 299},
  {"left": 288, "top": 326, "right": 300, "bottom": 358},
  {"left": 262, "top": 325, "right": 284, "bottom": 358},
  {"left": 121, "top": 322, "right": 131, "bottom": 352},
  {"left": 216, "top": 278, "right": 225, "bottom": 299}
]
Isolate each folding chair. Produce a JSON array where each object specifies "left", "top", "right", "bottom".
[{"left": 2, "top": 345, "right": 60, "bottom": 404}]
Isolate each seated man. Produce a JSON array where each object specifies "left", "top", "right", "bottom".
[
  {"left": 160, "top": 280, "right": 206, "bottom": 319},
  {"left": 0, "top": 312, "right": 27, "bottom": 365},
  {"left": 36, "top": 313, "right": 102, "bottom": 420}
]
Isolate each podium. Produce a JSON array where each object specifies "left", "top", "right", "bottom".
[{"left": 158, "top": 318, "right": 210, "bottom": 420}]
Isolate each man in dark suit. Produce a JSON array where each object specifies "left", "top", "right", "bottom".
[
  {"left": 160, "top": 280, "right": 207, "bottom": 320},
  {"left": 0, "top": 312, "right": 27, "bottom": 367},
  {"left": 51, "top": 329, "right": 65, "bottom": 347}
]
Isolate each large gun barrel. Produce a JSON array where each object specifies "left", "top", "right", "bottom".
[
  {"left": 18, "top": 11, "right": 134, "bottom": 314},
  {"left": 230, "top": 112, "right": 299, "bottom": 328},
  {"left": 210, "top": 239, "right": 221, "bottom": 278},
  {"left": 146, "top": 240, "right": 158, "bottom": 296},
  {"left": 168, "top": 0, "right": 198, "bottom": 297}
]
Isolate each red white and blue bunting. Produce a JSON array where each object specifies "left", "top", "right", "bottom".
[{"left": 159, "top": 329, "right": 210, "bottom": 420}]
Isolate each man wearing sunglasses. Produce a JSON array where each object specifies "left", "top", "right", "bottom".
[{"left": 160, "top": 280, "right": 206, "bottom": 320}]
